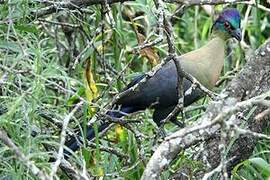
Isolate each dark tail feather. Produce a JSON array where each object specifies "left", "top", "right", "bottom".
[
  {"left": 64, "top": 122, "right": 110, "bottom": 154},
  {"left": 62, "top": 106, "right": 135, "bottom": 159}
]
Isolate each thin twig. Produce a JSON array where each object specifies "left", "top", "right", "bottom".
[{"left": 50, "top": 101, "right": 83, "bottom": 178}]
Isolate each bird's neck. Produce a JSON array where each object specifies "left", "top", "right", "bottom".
[
  {"left": 210, "top": 29, "right": 229, "bottom": 41},
  {"left": 180, "top": 34, "right": 226, "bottom": 89}
]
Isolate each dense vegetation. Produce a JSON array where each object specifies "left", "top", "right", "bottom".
[{"left": 0, "top": 0, "right": 270, "bottom": 179}]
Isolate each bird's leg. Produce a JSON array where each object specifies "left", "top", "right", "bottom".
[
  {"left": 152, "top": 114, "right": 167, "bottom": 139},
  {"left": 157, "top": 125, "right": 167, "bottom": 138},
  {"left": 171, "top": 119, "right": 185, "bottom": 128},
  {"left": 167, "top": 109, "right": 185, "bottom": 128},
  {"left": 153, "top": 125, "right": 166, "bottom": 141},
  {"left": 170, "top": 110, "right": 185, "bottom": 128}
]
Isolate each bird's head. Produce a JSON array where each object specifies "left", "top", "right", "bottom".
[{"left": 212, "top": 8, "right": 241, "bottom": 41}]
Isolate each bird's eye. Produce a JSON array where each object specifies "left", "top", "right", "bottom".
[{"left": 224, "top": 21, "right": 231, "bottom": 29}]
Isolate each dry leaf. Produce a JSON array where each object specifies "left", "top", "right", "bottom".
[
  {"left": 125, "top": 8, "right": 160, "bottom": 66},
  {"left": 136, "top": 32, "right": 159, "bottom": 66}
]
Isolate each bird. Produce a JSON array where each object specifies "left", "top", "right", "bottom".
[{"left": 64, "top": 8, "right": 241, "bottom": 158}]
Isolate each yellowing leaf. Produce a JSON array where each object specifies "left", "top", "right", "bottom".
[
  {"left": 84, "top": 59, "right": 98, "bottom": 114},
  {"left": 115, "top": 124, "right": 127, "bottom": 142},
  {"left": 115, "top": 124, "right": 124, "bottom": 135},
  {"left": 96, "top": 167, "right": 104, "bottom": 177}
]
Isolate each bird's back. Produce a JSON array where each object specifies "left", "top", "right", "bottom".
[
  {"left": 115, "top": 37, "right": 225, "bottom": 110},
  {"left": 116, "top": 60, "right": 202, "bottom": 109}
]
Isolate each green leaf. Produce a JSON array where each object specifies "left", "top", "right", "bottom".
[
  {"left": 249, "top": 157, "right": 270, "bottom": 177},
  {"left": 67, "top": 87, "right": 85, "bottom": 106},
  {"left": 201, "top": 19, "right": 211, "bottom": 40},
  {"left": 0, "top": 41, "right": 21, "bottom": 53},
  {"left": 82, "top": 148, "right": 91, "bottom": 168},
  {"left": 14, "top": 24, "right": 38, "bottom": 33}
]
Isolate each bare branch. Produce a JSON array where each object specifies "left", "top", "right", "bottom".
[{"left": 50, "top": 101, "right": 83, "bottom": 178}]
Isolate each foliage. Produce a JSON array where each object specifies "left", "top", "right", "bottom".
[{"left": 0, "top": 0, "right": 269, "bottom": 179}]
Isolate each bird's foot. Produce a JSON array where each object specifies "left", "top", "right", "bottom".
[
  {"left": 171, "top": 119, "right": 185, "bottom": 128},
  {"left": 157, "top": 127, "right": 167, "bottom": 138}
]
